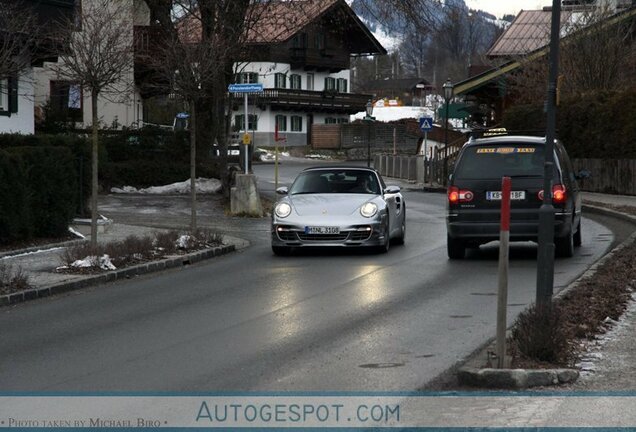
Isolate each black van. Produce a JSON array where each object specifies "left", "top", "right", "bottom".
[{"left": 446, "top": 135, "right": 584, "bottom": 259}]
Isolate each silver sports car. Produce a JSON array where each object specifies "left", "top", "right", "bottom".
[{"left": 271, "top": 166, "right": 406, "bottom": 255}]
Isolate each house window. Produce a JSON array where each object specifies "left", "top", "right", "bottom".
[
  {"left": 275, "top": 114, "right": 287, "bottom": 132},
  {"left": 234, "top": 114, "right": 258, "bottom": 131},
  {"left": 274, "top": 73, "right": 286, "bottom": 89},
  {"left": 337, "top": 118, "right": 349, "bottom": 124},
  {"left": 74, "top": 0, "right": 83, "bottom": 30},
  {"left": 292, "top": 33, "right": 307, "bottom": 48},
  {"left": 235, "top": 72, "right": 258, "bottom": 84},
  {"left": 337, "top": 78, "right": 348, "bottom": 93},
  {"left": 306, "top": 73, "right": 314, "bottom": 91},
  {"left": 289, "top": 74, "right": 301, "bottom": 90},
  {"left": 291, "top": 115, "right": 302, "bottom": 132},
  {"left": 325, "top": 117, "right": 337, "bottom": 124},
  {"left": 324, "top": 77, "right": 336, "bottom": 91},
  {"left": 314, "top": 33, "right": 325, "bottom": 50},
  {"left": 50, "top": 81, "right": 83, "bottom": 121},
  {"left": 0, "top": 79, "right": 8, "bottom": 113}
]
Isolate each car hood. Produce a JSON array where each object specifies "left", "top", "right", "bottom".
[{"left": 289, "top": 194, "right": 376, "bottom": 217}]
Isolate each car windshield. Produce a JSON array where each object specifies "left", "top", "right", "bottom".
[
  {"left": 289, "top": 170, "right": 381, "bottom": 195},
  {"left": 453, "top": 144, "right": 553, "bottom": 180}
]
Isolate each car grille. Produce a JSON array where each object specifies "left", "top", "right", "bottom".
[
  {"left": 349, "top": 230, "right": 372, "bottom": 241},
  {"left": 297, "top": 233, "right": 349, "bottom": 242},
  {"left": 277, "top": 231, "right": 297, "bottom": 241}
]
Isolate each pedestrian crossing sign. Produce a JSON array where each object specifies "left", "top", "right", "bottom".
[{"left": 419, "top": 117, "right": 433, "bottom": 132}]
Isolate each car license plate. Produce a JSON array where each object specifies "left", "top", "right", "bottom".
[
  {"left": 305, "top": 226, "right": 340, "bottom": 235},
  {"left": 486, "top": 191, "right": 526, "bottom": 200}
]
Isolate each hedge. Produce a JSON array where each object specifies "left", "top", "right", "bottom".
[
  {"left": 0, "top": 147, "right": 77, "bottom": 243},
  {"left": 502, "top": 88, "right": 636, "bottom": 159},
  {"left": 0, "top": 150, "right": 31, "bottom": 244}
]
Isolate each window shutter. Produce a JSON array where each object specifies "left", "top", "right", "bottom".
[{"left": 8, "top": 76, "right": 18, "bottom": 113}]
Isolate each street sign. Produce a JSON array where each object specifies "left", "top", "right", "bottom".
[
  {"left": 242, "top": 133, "right": 251, "bottom": 145},
  {"left": 419, "top": 117, "right": 433, "bottom": 132},
  {"left": 176, "top": 112, "right": 189, "bottom": 119},
  {"left": 228, "top": 83, "right": 264, "bottom": 93}
]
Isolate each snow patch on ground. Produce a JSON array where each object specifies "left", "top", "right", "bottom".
[
  {"left": 62, "top": 255, "right": 117, "bottom": 271},
  {"left": 351, "top": 106, "right": 436, "bottom": 123},
  {"left": 110, "top": 178, "right": 221, "bottom": 195},
  {"left": 576, "top": 290, "right": 636, "bottom": 378},
  {"left": 176, "top": 235, "right": 192, "bottom": 249},
  {"left": 68, "top": 227, "right": 85, "bottom": 239}
]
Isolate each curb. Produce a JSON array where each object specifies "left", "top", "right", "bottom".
[
  {"left": 0, "top": 244, "right": 235, "bottom": 307},
  {"left": 457, "top": 203, "right": 636, "bottom": 389},
  {"left": 0, "top": 239, "right": 88, "bottom": 260}
]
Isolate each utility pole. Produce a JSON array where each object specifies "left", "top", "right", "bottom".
[{"left": 536, "top": 0, "right": 562, "bottom": 310}]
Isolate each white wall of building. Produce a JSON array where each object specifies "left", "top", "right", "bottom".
[
  {"left": 32, "top": 0, "right": 144, "bottom": 130},
  {"left": 236, "top": 62, "right": 351, "bottom": 93},
  {"left": 0, "top": 70, "right": 35, "bottom": 134}
]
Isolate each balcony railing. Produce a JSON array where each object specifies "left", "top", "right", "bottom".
[{"left": 234, "top": 88, "right": 371, "bottom": 113}]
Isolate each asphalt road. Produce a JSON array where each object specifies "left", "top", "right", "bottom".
[{"left": 0, "top": 159, "right": 615, "bottom": 391}]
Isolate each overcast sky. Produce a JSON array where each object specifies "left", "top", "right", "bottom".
[{"left": 465, "top": 0, "right": 554, "bottom": 18}]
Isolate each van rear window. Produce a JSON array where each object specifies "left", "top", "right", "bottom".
[{"left": 454, "top": 145, "right": 546, "bottom": 179}]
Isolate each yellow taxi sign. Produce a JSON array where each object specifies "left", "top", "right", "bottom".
[
  {"left": 242, "top": 133, "right": 251, "bottom": 145},
  {"left": 482, "top": 128, "right": 508, "bottom": 137}
]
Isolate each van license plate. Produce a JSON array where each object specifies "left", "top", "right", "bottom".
[{"left": 486, "top": 191, "right": 526, "bottom": 200}]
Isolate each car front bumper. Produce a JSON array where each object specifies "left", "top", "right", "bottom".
[{"left": 271, "top": 220, "right": 388, "bottom": 248}]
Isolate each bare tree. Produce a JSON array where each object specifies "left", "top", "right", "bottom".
[
  {"left": 0, "top": 0, "right": 38, "bottom": 95},
  {"left": 52, "top": 0, "right": 134, "bottom": 249},
  {"left": 146, "top": 0, "right": 317, "bottom": 228}
]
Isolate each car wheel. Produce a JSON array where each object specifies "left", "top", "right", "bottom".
[
  {"left": 272, "top": 246, "right": 291, "bottom": 256},
  {"left": 375, "top": 218, "right": 391, "bottom": 254},
  {"left": 394, "top": 209, "right": 406, "bottom": 245},
  {"left": 573, "top": 219, "right": 582, "bottom": 247},
  {"left": 555, "top": 228, "right": 574, "bottom": 258},
  {"left": 447, "top": 234, "right": 465, "bottom": 259}
]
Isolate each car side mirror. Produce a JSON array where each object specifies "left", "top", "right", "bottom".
[
  {"left": 276, "top": 187, "right": 288, "bottom": 195},
  {"left": 575, "top": 169, "right": 591, "bottom": 180},
  {"left": 384, "top": 186, "right": 400, "bottom": 194}
]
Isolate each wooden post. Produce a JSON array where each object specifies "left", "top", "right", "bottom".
[{"left": 497, "top": 176, "right": 511, "bottom": 368}]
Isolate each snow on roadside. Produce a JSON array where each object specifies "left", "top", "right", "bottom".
[
  {"left": 57, "top": 255, "right": 117, "bottom": 271},
  {"left": 110, "top": 178, "right": 221, "bottom": 195},
  {"left": 68, "top": 227, "right": 85, "bottom": 239}
]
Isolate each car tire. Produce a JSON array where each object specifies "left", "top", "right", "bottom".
[
  {"left": 573, "top": 219, "right": 582, "bottom": 247},
  {"left": 376, "top": 218, "right": 391, "bottom": 254},
  {"left": 555, "top": 228, "right": 574, "bottom": 258},
  {"left": 272, "top": 246, "right": 291, "bottom": 256},
  {"left": 394, "top": 209, "right": 406, "bottom": 245},
  {"left": 447, "top": 234, "right": 465, "bottom": 259}
]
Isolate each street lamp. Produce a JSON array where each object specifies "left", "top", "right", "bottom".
[
  {"left": 365, "top": 100, "right": 374, "bottom": 167},
  {"left": 442, "top": 78, "right": 454, "bottom": 184}
]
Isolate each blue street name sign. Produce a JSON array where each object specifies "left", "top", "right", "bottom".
[
  {"left": 419, "top": 117, "right": 433, "bottom": 132},
  {"left": 228, "top": 83, "right": 264, "bottom": 93}
]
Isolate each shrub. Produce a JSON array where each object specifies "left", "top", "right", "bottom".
[
  {"left": 502, "top": 87, "right": 636, "bottom": 159},
  {"left": 0, "top": 150, "right": 31, "bottom": 244},
  {"left": 510, "top": 304, "right": 572, "bottom": 365},
  {"left": 101, "top": 160, "right": 217, "bottom": 189},
  {"left": 6, "top": 146, "right": 77, "bottom": 239},
  {"left": 0, "top": 262, "right": 31, "bottom": 294}
]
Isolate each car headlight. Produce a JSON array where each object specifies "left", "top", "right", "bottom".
[
  {"left": 275, "top": 202, "right": 292, "bottom": 218},
  {"left": 360, "top": 202, "right": 378, "bottom": 218}
]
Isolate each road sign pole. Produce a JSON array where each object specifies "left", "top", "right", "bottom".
[
  {"left": 497, "top": 176, "right": 511, "bottom": 368},
  {"left": 424, "top": 131, "right": 428, "bottom": 184},
  {"left": 244, "top": 93, "right": 249, "bottom": 174}
]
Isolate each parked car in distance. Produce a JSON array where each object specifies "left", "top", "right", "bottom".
[
  {"left": 271, "top": 166, "right": 406, "bottom": 255},
  {"left": 446, "top": 134, "right": 587, "bottom": 259}
]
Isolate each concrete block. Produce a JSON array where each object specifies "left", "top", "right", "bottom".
[{"left": 231, "top": 174, "right": 263, "bottom": 216}]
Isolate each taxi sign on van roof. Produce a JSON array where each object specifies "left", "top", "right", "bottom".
[
  {"left": 476, "top": 147, "right": 536, "bottom": 154},
  {"left": 482, "top": 127, "right": 508, "bottom": 137}
]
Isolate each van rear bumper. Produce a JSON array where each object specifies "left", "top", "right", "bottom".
[{"left": 447, "top": 212, "right": 572, "bottom": 244}]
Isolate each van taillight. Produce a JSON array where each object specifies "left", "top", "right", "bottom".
[
  {"left": 538, "top": 184, "right": 567, "bottom": 204},
  {"left": 448, "top": 186, "right": 473, "bottom": 204}
]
